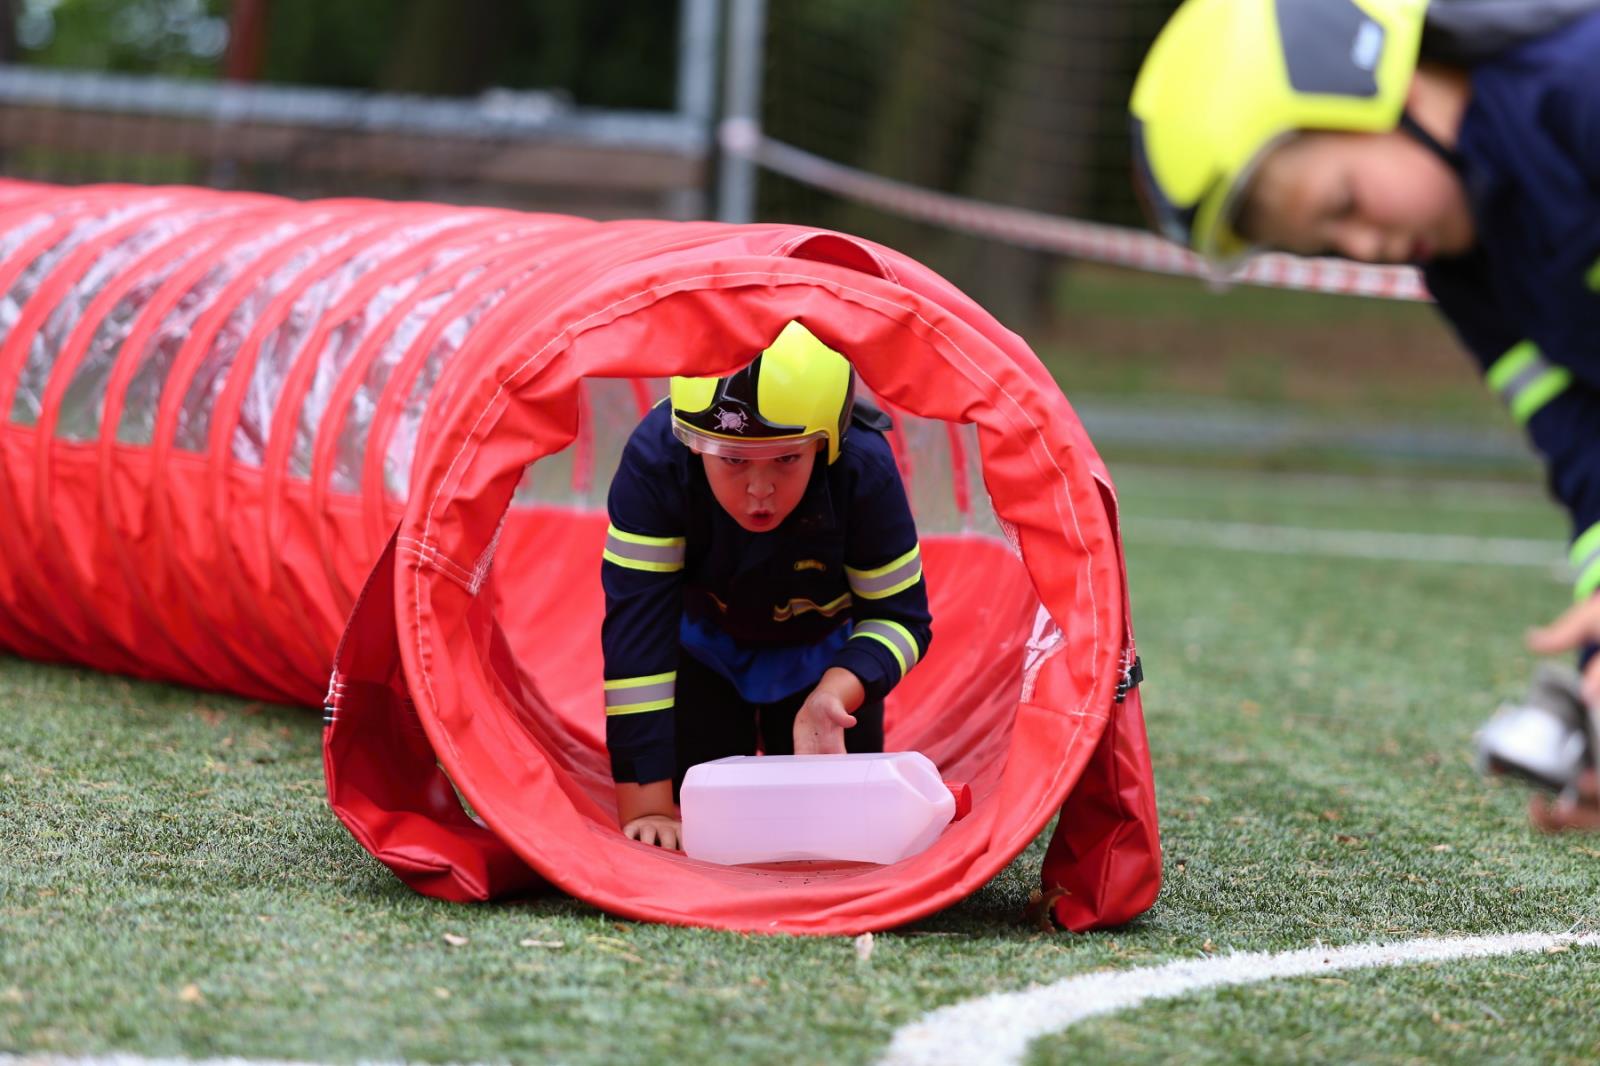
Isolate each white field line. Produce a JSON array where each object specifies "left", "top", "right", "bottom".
[
  {"left": 881, "top": 931, "right": 1600, "bottom": 1066},
  {"left": 2, "top": 934, "right": 1595, "bottom": 1066},
  {"left": 1126, "top": 517, "right": 1568, "bottom": 572}
]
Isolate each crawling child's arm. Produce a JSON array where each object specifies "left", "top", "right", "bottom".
[
  {"left": 617, "top": 780, "right": 680, "bottom": 849},
  {"left": 794, "top": 667, "right": 866, "bottom": 755}
]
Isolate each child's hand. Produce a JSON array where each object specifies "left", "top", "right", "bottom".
[
  {"left": 1526, "top": 596, "right": 1600, "bottom": 705},
  {"left": 623, "top": 814, "right": 683, "bottom": 849},
  {"left": 794, "top": 668, "right": 866, "bottom": 754},
  {"left": 794, "top": 690, "right": 857, "bottom": 754}
]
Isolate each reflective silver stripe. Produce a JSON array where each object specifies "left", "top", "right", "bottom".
[
  {"left": 1495, "top": 358, "right": 1549, "bottom": 408},
  {"left": 1485, "top": 341, "right": 1570, "bottom": 425},
  {"left": 602, "top": 525, "right": 685, "bottom": 572},
  {"left": 603, "top": 671, "right": 677, "bottom": 716},
  {"left": 604, "top": 679, "right": 675, "bottom": 709},
  {"left": 847, "top": 546, "right": 923, "bottom": 599},
  {"left": 1573, "top": 523, "right": 1600, "bottom": 601},
  {"left": 852, "top": 619, "right": 920, "bottom": 675}
]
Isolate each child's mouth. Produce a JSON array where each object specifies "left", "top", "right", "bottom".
[{"left": 747, "top": 511, "right": 776, "bottom": 528}]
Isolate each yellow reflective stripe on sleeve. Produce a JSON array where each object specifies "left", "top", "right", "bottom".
[
  {"left": 605, "top": 698, "right": 673, "bottom": 716},
  {"left": 607, "top": 528, "right": 684, "bottom": 548},
  {"left": 603, "top": 671, "right": 676, "bottom": 690},
  {"left": 602, "top": 524, "right": 685, "bottom": 573},
  {"left": 846, "top": 544, "right": 923, "bottom": 600},
  {"left": 1485, "top": 341, "right": 1570, "bottom": 425},
  {"left": 1587, "top": 256, "right": 1600, "bottom": 292},
  {"left": 1571, "top": 523, "right": 1600, "bottom": 602},
  {"left": 1512, "top": 367, "right": 1572, "bottom": 424},
  {"left": 850, "top": 619, "right": 921, "bottom": 678},
  {"left": 604, "top": 671, "right": 677, "bottom": 715},
  {"left": 1485, "top": 341, "right": 1539, "bottom": 391}
]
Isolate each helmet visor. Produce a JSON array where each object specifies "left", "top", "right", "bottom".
[{"left": 671, "top": 421, "right": 826, "bottom": 460}]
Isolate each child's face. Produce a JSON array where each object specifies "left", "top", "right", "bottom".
[
  {"left": 1238, "top": 129, "right": 1475, "bottom": 264},
  {"left": 699, "top": 443, "right": 820, "bottom": 533}
]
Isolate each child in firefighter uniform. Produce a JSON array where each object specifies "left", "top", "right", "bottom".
[
  {"left": 1129, "top": 0, "right": 1600, "bottom": 828},
  {"left": 600, "top": 321, "right": 933, "bottom": 849}
]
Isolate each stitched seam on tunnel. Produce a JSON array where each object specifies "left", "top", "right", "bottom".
[
  {"left": 395, "top": 536, "right": 475, "bottom": 584},
  {"left": 396, "top": 537, "right": 477, "bottom": 594},
  {"left": 413, "top": 268, "right": 1101, "bottom": 776}
]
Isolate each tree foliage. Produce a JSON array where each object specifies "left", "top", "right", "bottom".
[{"left": 16, "top": 0, "right": 679, "bottom": 106}]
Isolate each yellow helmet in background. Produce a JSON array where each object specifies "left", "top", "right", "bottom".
[
  {"left": 670, "top": 320, "right": 856, "bottom": 464},
  {"left": 1129, "top": 0, "right": 1428, "bottom": 262}
]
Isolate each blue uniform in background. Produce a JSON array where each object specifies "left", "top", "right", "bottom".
[
  {"left": 600, "top": 402, "right": 933, "bottom": 786},
  {"left": 1422, "top": 11, "right": 1600, "bottom": 603}
]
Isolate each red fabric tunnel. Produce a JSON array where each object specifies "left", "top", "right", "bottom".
[{"left": 0, "top": 179, "right": 1160, "bottom": 934}]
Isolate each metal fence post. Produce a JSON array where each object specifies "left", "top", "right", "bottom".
[{"left": 716, "top": 0, "right": 767, "bottom": 223}]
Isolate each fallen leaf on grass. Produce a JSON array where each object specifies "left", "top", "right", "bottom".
[
  {"left": 1201, "top": 939, "right": 1215, "bottom": 954},
  {"left": 854, "top": 932, "right": 874, "bottom": 961},
  {"left": 1545, "top": 944, "right": 1570, "bottom": 955},
  {"left": 519, "top": 939, "right": 564, "bottom": 949},
  {"left": 442, "top": 933, "right": 469, "bottom": 947},
  {"left": 586, "top": 934, "right": 642, "bottom": 962},
  {"left": 1334, "top": 834, "right": 1363, "bottom": 846},
  {"left": 1430, "top": 844, "right": 1454, "bottom": 853},
  {"left": 1, "top": 987, "right": 23, "bottom": 1003},
  {"left": 432, "top": 987, "right": 451, "bottom": 1000},
  {"left": 177, "top": 984, "right": 203, "bottom": 1004},
  {"left": 592, "top": 943, "right": 644, "bottom": 964}
]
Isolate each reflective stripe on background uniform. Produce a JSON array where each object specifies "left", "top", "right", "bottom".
[{"left": 1487, "top": 341, "right": 1571, "bottom": 425}]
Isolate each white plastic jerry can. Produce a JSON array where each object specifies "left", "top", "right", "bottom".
[{"left": 679, "top": 751, "right": 970, "bottom": 866}]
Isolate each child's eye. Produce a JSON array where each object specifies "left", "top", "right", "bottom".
[
  {"left": 775, "top": 454, "right": 800, "bottom": 465},
  {"left": 720, "top": 456, "right": 747, "bottom": 467}
]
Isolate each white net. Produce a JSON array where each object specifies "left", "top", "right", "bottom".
[{"left": 741, "top": 0, "right": 1424, "bottom": 326}]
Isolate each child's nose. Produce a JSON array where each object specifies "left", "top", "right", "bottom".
[{"left": 1335, "top": 226, "right": 1384, "bottom": 264}]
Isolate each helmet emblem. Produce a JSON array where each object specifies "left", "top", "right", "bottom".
[{"left": 713, "top": 407, "right": 749, "bottom": 433}]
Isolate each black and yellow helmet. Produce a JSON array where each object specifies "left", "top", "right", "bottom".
[
  {"left": 1130, "top": 0, "right": 1427, "bottom": 262},
  {"left": 669, "top": 321, "right": 856, "bottom": 464}
]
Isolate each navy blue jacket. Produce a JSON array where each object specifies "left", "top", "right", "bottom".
[
  {"left": 1422, "top": 11, "right": 1600, "bottom": 599},
  {"left": 600, "top": 403, "right": 933, "bottom": 784}
]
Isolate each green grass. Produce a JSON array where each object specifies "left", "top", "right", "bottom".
[{"left": 4, "top": 465, "right": 1600, "bottom": 1064}]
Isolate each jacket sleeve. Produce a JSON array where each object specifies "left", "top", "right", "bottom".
[
  {"left": 600, "top": 438, "right": 686, "bottom": 785},
  {"left": 1428, "top": 254, "right": 1600, "bottom": 600},
  {"left": 827, "top": 446, "right": 933, "bottom": 702}
]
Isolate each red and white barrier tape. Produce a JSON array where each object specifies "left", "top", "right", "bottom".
[{"left": 734, "top": 129, "right": 1430, "bottom": 302}]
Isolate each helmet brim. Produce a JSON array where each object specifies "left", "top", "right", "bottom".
[{"left": 671, "top": 422, "right": 826, "bottom": 460}]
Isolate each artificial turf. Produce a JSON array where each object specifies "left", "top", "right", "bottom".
[{"left": 3, "top": 465, "right": 1598, "bottom": 1065}]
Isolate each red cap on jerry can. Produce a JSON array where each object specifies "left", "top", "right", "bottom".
[{"left": 944, "top": 782, "right": 972, "bottom": 821}]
